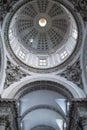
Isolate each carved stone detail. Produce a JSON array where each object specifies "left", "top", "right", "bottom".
[
  {"left": 78, "top": 0, "right": 87, "bottom": 11},
  {"left": 0, "top": 115, "right": 11, "bottom": 130},
  {"left": 69, "top": 0, "right": 87, "bottom": 21},
  {"left": 0, "top": 99, "right": 18, "bottom": 130},
  {"left": 68, "top": 100, "right": 87, "bottom": 130},
  {"left": 0, "top": 0, "right": 18, "bottom": 22},
  {"left": 4, "top": 59, "right": 28, "bottom": 88},
  {"left": 60, "top": 58, "right": 83, "bottom": 88}
]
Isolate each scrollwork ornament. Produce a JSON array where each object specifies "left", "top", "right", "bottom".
[
  {"left": 0, "top": 0, "right": 18, "bottom": 22},
  {"left": 68, "top": 0, "right": 87, "bottom": 21},
  {"left": 60, "top": 58, "right": 83, "bottom": 89},
  {"left": 4, "top": 59, "right": 29, "bottom": 88},
  {"left": 78, "top": 0, "right": 87, "bottom": 11}
]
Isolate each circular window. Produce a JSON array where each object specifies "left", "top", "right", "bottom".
[{"left": 39, "top": 18, "right": 47, "bottom": 27}]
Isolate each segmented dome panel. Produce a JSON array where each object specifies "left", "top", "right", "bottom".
[{"left": 14, "top": 0, "right": 69, "bottom": 53}]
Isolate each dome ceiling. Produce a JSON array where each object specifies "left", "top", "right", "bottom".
[
  {"left": 9, "top": 0, "right": 70, "bottom": 54},
  {"left": 3, "top": 0, "right": 83, "bottom": 73}
]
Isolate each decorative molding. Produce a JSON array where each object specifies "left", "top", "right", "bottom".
[
  {"left": 0, "top": 0, "right": 11, "bottom": 21},
  {"left": 0, "top": 0, "right": 18, "bottom": 22},
  {"left": 0, "top": 115, "right": 11, "bottom": 130},
  {"left": 78, "top": 0, "right": 87, "bottom": 11},
  {"left": 4, "top": 59, "right": 28, "bottom": 88},
  {"left": 0, "top": 30, "right": 6, "bottom": 92},
  {"left": 59, "top": 58, "right": 83, "bottom": 89},
  {"left": 14, "top": 81, "right": 73, "bottom": 100},
  {"left": 68, "top": 99, "right": 87, "bottom": 130},
  {"left": 82, "top": 32, "right": 87, "bottom": 88},
  {"left": 69, "top": 0, "right": 87, "bottom": 21},
  {"left": 0, "top": 99, "right": 18, "bottom": 130}
]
